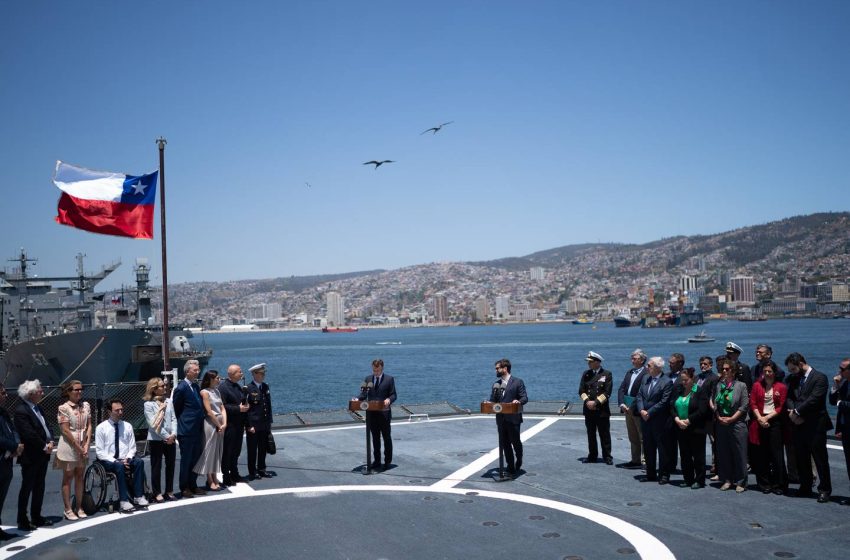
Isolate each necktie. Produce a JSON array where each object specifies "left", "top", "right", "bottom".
[
  {"left": 114, "top": 422, "right": 120, "bottom": 459},
  {"left": 32, "top": 405, "right": 51, "bottom": 439},
  {"left": 374, "top": 376, "right": 380, "bottom": 388}
]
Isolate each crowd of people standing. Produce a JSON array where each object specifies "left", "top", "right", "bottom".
[
  {"left": 578, "top": 342, "right": 849, "bottom": 505},
  {"left": 0, "top": 359, "right": 274, "bottom": 541}
]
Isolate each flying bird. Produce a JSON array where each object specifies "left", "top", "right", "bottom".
[
  {"left": 363, "top": 160, "right": 395, "bottom": 169},
  {"left": 420, "top": 121, "right": 454, "bottom": 135},
  {"left": 305, "top": 182, "right": 312, "bottom": 188}
]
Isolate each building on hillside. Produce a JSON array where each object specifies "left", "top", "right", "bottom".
[
  {"left": 730, "top": 276, "right": 755, "bottom": 305},
  {"left": 529, "top": 267, "right": 545, "bottom": 281},
  {"left": 433, "top": 294, "right": 449, "bottom": 322},
  {"left": 327, "top": 291, "right": 345, "bottom": 326},
  {"left": 474, "top": 297, "right": 490, "bottom": 322},
  {"left": 495, "top": 295, "right": 510, "bottom": 320}
]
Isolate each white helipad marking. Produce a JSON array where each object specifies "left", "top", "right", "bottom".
[
  {"left": 0, "top": 485, "right": 675, "bottom": 560},
  {"left": 431, "top": 417, "right": 559, "bottom": 489}
]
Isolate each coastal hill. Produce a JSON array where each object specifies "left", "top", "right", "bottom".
[{"left": 169, "top": 212, "right": 850, "bottom": 324}]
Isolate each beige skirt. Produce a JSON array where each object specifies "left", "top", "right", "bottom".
[{"left": 53, "top": 453, "right": 89, "bottom": 471}]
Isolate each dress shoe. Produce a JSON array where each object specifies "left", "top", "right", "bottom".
[
  {"left": 16, "top": 521, "right": 36, "bottom": 531},
  {"left": 33, "top": 517, "right": 53, "bottom": 527},
  {"left": 641, "top": 476, "right": 658, "bottom": 482},
  {"left": 222, "top": 477, "right": 233, "bottom": 486},
  {"left": 181, "top": 490, "right": 196, "bottom": 499},
  {"left": 583, "top": 457, "right": 598, "bottom": 464},
  {"left": 604, "top": 457, "right": 613, "bottom": 465},
  {"left": 773, "top": 488, "right": 786, "bottom": 496},
  {"left": 839, "top": 497, "right": 850, "bottom": 506},
  {"left": 817, "top": 492, "right": 830, "bottom": 504},
  {"left": 192, "top": 487, "right": 208, "bottom": 496},
  {"left": 691, "top": 482, "right": 704, "bottom": 489},
  {"left": 260, "top": 470, "right": 276, "bottom": 477},
  {"left": 0, "top": 529, "right": 18, "bottom": 541},
  {"left": 658, "top": 476, "right": 669, "bottom": 485},
  {"left": 248, "top": 473, "right": 257, "bottom": 481},
  {"left": 624, "top": 461, "right": 642, "bottom": 468},
  {"left": 369, "top": 462, "right": 382, "bottom": 471},
  {"left": 232, "top": 476, "right": 248, "bottom": 484}
]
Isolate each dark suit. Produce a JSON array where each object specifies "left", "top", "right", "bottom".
[
  {"left": 617, "top": 366, "right": 646, "bottom": 464},
  {"left": 787, "top": 367, "right": 833, "bottom": 494},
  {"left": 14, "top": 401, "right": 53, "bottom": 524},
  {"left": 172, "top": 379, "right": 206, "bottom": 491},
  {"left": 829, "top": 378, "right": 850, "bottom": 487},
  {"left": 219, "top": 379, "right": 247, "bottom": 482},
  {"left": 357, "top": 374, "right": 397, "bottom": 467},
  {"left": 0, "top": 408, "right": 21, "bottom": 525},
  {"left": 246, "top": 381, "right": 273, "bottom": 476},
  {"left": 492, "top": 375, "right": 528, "bottom": 472},
  {"left": 636, "top": 374, "right": 673, "bottom": 480},
  {"left": 579, "top": 368, "right": 613, "bottom": 461},
  {"left": 670, "top": 384, "right": 710, "bottom": 485}
]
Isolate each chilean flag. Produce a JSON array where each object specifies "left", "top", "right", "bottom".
[{"left": 53, "top": 160, "right": 158, "bottom": 239}]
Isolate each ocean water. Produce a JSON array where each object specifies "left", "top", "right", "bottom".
[{"left": 195, "top": 319, "right": 850, "bottom": 414}]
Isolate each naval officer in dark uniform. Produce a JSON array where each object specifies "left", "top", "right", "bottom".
[
  {"left": 245, "top": 363, "right": 274, "bottom": 480},
  {"left": 578, "top": 351, "right": 614, "bottom": 464}
]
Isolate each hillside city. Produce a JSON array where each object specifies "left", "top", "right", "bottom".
[{"left": 158, "top": 213, "right": 850, "bottom": 330}]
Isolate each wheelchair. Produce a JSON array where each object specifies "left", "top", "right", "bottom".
[{"left": 75, "top": 460, "right": 151, "bottom": 515}]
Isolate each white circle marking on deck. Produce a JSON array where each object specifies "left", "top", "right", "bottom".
[{"left": 1, "top": 484, "right": 675, "bottom": 560}]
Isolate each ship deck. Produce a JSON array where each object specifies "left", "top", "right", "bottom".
[{"left": 1, "top": 408, "right": 848, "bottom": 559}]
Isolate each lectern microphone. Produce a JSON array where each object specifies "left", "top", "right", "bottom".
[{"left": 491, "top": 381, "right": 503, "bottom": 402}]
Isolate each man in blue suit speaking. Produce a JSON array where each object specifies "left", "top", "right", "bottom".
[{"left": 491, "top": 358, "right": 528, "bottom": 476}]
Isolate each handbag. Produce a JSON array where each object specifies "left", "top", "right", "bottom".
[{"left": 266, "top": 433, "right": 277, "bottom": 455}]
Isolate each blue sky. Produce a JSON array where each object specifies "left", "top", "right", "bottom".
[{"left": 2, "top": 1, "right": 848, "bottom": 289}]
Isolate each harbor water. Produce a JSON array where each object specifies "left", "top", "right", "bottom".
[{"left": 198, "top": 318, "right": 850, "bottom": 414}]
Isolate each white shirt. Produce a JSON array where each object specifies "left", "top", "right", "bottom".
[{"left": 95, "top": 419, "right": 136, "bottom": 462}]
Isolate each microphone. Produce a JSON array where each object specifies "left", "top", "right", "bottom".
[{"left": 491, "top": 381, "right": 503, "bottom": 402}]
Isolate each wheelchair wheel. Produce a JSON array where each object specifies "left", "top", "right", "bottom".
[{"left": 82, "top": 462, "right": 109, "bottom": 515}]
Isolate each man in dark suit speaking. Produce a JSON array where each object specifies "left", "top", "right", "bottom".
[
  {"left": 355, "top": 359, "right": 397, "bottom": 471},
  {"left": 490, "top": 358, "right": 528, "bottom": 476}
]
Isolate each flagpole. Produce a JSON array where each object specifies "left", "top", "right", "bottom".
[{"left": 156, "top": 137, "right": 170, "bottom": 372}]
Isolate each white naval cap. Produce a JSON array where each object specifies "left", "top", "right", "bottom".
[
  {"left": 248, "top": 363, "right": 267, "bottom": 373},
  {"left": 725, "top": 342, "right": 743, "bottom": 354},
  {"left": 585, "top": 351, "right": 604, "bottom": 362}
]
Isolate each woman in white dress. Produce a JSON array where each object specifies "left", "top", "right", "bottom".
[{"left": 194, "top": 371, "right": 227, "bottom": 490}]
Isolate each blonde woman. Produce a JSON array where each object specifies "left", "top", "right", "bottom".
[
  {"left": 143, "top": 377, "right": 178, "bottom": 502},
  {"left": 54, "top": 380, "right": 91, "bottom": 520}
]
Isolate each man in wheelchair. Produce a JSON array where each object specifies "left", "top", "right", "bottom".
[{"left": 95, "top": 399, "right": 149, "bottom": 512}]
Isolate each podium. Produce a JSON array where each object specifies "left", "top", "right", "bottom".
[
  {"left": 481, "top": 401, "right": 522, "bottom": 482},
  {"left": 349, "top": 400, "right": 388, "bottom": 412},
  {"left": 480, "top": 401, "right": 522, "bottom": 415},
  {"left": 350, "top": 399, "right": 387, "bottom": 475}
]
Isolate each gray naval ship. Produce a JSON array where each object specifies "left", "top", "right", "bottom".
[
  {"left": 0, "top": 400, "right": 847, "bottom": 559},
  {"left": 0, "top": 249, "right": 210, "bottom": 387}
]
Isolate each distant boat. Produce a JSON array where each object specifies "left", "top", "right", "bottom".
[
  {"left": 322, "top": 326, "right": 359, "bottom": 333},
  {"left": 376, "top": 341, "right": 402, "bottom": 345},
  {"left": 687, "top": 330, "right": 715, "bottom": 343},
  {"left": 613, "top": 312, "right": 640, "bottom": 328},
  {"left": 571, "top": 315, "right": 594, "bottom": 325}
]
